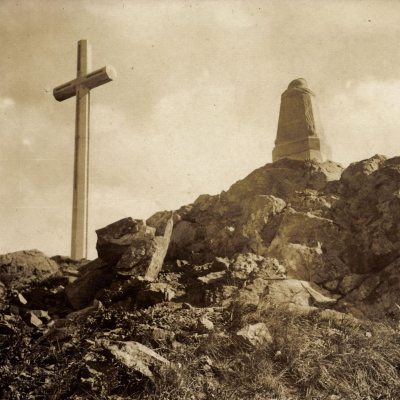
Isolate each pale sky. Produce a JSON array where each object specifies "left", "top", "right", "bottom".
[{"left": 1, "top": 0, "right": 400, "bottom": 259}]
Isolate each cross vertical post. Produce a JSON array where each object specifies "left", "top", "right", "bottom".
[
  {"left": 53, "top": 40, "right": 116, "bottom": 260},
  {"left": 71, "top": 40, "right": 92, "bottom": 259}
]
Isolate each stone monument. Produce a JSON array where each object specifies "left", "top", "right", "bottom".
[{"left": 272, "top": 78, "right": 332, "bottom": 162}]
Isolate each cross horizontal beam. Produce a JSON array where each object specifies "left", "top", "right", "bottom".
[{"left": 53, "top": 65, "right": 117, "bottom": 102}]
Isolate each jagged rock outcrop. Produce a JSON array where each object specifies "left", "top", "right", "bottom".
[
  {"left": 154, "top": 155, "right": 400, "bottom": 320},
  {"left": 96, "top": 214, "right": 173, "bottom": 280},
  {"left": 3, "top": 155, "right": 400, "bottom": 322}
]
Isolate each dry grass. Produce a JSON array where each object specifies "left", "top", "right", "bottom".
[{"left": 2, "top": 303, "right": 400, "bottom": 399}]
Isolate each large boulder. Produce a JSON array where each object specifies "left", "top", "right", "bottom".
[
  {"left": 96, "top": 214, "right": 174, "bottom": 280},
  {"left": 0, "top": 250, "right": 59, "bottom": 290},
  {"left": 337, "top": 257, "right": 400, "bottom": 320},
  {"left": 166, "top": 158, "right": 343, "bottom": 264},
  {"left": 257, "top": 279, "right": 338, "bottom": 310},
  {"left": 266, "top": 208, "right": 354, "bottom": 284},
  {"left": 96, "top": 218, "right": 147, "bottom": 265}
]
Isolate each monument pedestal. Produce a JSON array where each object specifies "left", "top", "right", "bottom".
[
  {"left": 272, "top": 78, "right": 332, "bottom": 163},
  {"left": 272, "top": 137, "right": 331, "bottom": 162}
]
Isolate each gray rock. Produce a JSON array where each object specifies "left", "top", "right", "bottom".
[
  {"left": 96, "top": 218, "right": 146, "bottom": 265},
  {"left": 236, "top": 323, "right": 273, "bottom": 347},
  {"left": 257, "top": 279, "right": 338, "bottom": 310},
  {"left": 101, "top": 213, "right": 174, "bottom": 280},
  {"left": 136, "top": 283, "right": 175, "bottom": 306},
  {"left": 65, "top": 263, "right": 114, "bottom": 310},
  {"left": 66, "top": 300, "right": 103, "bottom": 323},
  {"left": 0, "top": 250, "right": 59, "bottom": 290},
  {"left": 97, "top": 339, "right": 170, "bottom": 379},
  {"left": 151, "top": 327, "right": 175, "bottom": 343},
  {"left": 196, "top": 316, "right": 214, "bottom": 333}
]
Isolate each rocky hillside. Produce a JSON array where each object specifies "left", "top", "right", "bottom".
[{"left": 2, "top": 155, "right": 400, "bottom": 399}]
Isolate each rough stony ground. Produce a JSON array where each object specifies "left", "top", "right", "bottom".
[{"left": 2, "top": 155, "right": 400, "bottom": 398}]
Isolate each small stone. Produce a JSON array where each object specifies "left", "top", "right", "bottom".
[
  {"left": 196, "top": 317, "right": 214, "bottom": 333},
  {"left": 236, "top": 323, "right": 273, "bottom": 347},
  {"left": 97, "top": 339, "right": 170, "bottom": 379},
  {"left": 181, "top": 302, "right": 193, "bottom": 310},
  {"left": 18, "top": 293, "right": 27, "bottom": 305},
  {"left": 136, "top": 283, "right": 175, "bottom": 306},
  {"left": 151, "top": 327, "right": 175, "bottom": 343},
  {"left": 29, "top": 312, "right": 43, "bottom": 327}
]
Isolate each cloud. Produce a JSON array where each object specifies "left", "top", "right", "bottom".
[
  {"left": 322, "top": 79, "right": 400, "bottom": 165},
  {"left": 0, "top": 97, "right": 15, "bottom": 110}
]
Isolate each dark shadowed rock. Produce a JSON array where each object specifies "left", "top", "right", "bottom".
[
  {"left": 96, "top": 218, "right": 146, "bottom": 264},
  {"left": 146, "top": 210, "right": 175, "bottom": 236},
  {"left": 136, "top": 283, "right": 175, "bottom": 306},
  {"left": 65, "top": 262, "right": 114, "bottom": 310},
  {"left": 115, "top": 213, "right": 174, "bottom": 279}
]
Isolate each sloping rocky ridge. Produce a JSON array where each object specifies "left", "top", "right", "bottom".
[
  {"left": 2, "top": 155, "right": 400, "bottom": 398},
  {"left": 165, "top": 154, "right": 400, "bottom": 320},
  {"left": 14, "top": 153, "right": 397, "bottom": 321}
]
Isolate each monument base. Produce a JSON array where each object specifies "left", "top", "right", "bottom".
[{"left": 272, "top": 136, "right": 332, "bottom": 163}]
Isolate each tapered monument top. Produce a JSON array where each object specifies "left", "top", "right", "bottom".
[
  {"left": 272, "top": 78, "right": 332, "bottom": 163},
  {"left": 287, "top": 78, "right": 308, "bottom": 89}
]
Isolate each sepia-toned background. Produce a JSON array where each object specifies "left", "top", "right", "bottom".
[{"left": 1, "top": 0, "right": 400, "bottom": 258}]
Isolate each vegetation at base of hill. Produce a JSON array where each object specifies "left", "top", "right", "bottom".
[{"left": 1, "top": 298, "right": 400, "bottom": 400}]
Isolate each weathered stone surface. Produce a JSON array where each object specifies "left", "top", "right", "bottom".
[
  {"left": 273, "top": 78, "right": 332, "bottom": 162},
  {"left": 79, "top": 258, "right": 107, "bottom": 276},
  {"left": 66, "top": 300, "right": 103, "bottom": 322},
  {"left": 336, "top": 155, "right": 400, "bottom": 274},
  {"left": 96, "top": 218, "right": 146, "bottom": 265},
  {"left": 229, "top": 253, "right": 285, "bottom": 280},
  {"left": 51, "top": 255, "right": 90, "bottom": 274},
  {"left": 236, "top": 323, "right": 273, "bottom": 347},
  {"left": 244, "top": 278, "right": 269, "bottom": 296},
  {"left": 196, "top": 316, "right": 214, "bottom": 333},
  {"left": 338, "top": 274, "right": 367, "bottom": 295},
  {"left": 167, "top": 158, "right": 343, "bottom": 265},
  {"left": 197, "top": 271, "right": 226, "bottom": 285},
  {"left": 231, "top": 290, "right": 260, "bottom": 308},
  {"left": 151, "top": 327, "right": 175, "bottom": 343},
  {"left": 267, "top": 208, "right": 351, "bottom": 283},
  {"left": 337, "top": 257, "right": 400, "bottom": 320},
  {"left": 95, "top": 212, "right": 173, "bottom": 281},
  {"left": 97, "top": 339, "right": 169, "bottom": 379},
  {"left": 115, "top": 213, "right": 173, "bottom": 280},
  {"left": 114, "top": 224, "right": 157, "bottom": 275},
  {"left": 0, "top": 250, "right": 59, "bottom": 290},
  {"left": 65, "top": 262, "right": 114, "bottom": 310},
  {"left": 258, "top": 279, "right": 337, "bottom": 310},
  {"left": 146, "top": 210, "right": 174, "bottom": 236},
  {"left": 136, "top": 283, "right": 175, "bottom": 306}
]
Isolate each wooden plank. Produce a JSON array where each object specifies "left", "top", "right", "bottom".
[
  {"left": 84, "top": 65, "right": 117, "bottom": 91},
  {"left": 53, "top": 78, "right": 78, "bottom": 102}
]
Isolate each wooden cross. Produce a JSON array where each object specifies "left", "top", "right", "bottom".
[{"left": 54, "top": 39, "right": 116, "bottom": 259}]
